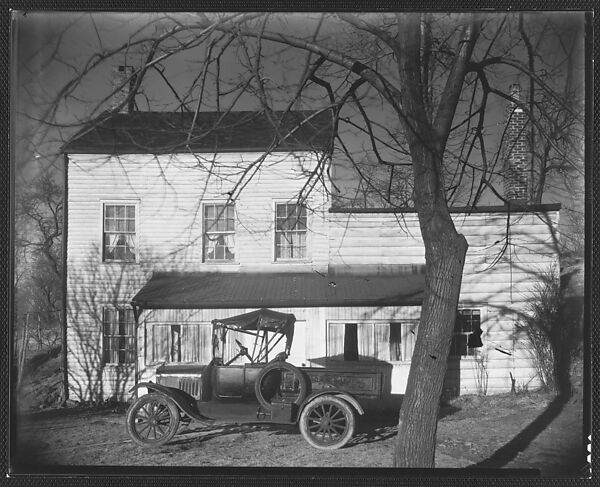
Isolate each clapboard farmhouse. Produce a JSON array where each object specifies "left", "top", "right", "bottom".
[{"left": 62, "top": 101, "right": 560, "bottom": 405}]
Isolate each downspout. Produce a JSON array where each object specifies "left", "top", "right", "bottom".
[{"left": 61, "top": 153, "right": 69, "bottom": 403}]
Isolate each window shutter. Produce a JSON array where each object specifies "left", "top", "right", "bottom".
[
  {"left": 328, "top": 323, "right": 345, "bottom": 360},
  {"left": 180, "top": 324, "right": 212, "bottom": 363},
  {"left": 403, "top": 322, "right": 418, "bottom": 361},
  {"left": 151, "top": 325, "right": 170, "bottom": 363},
  {"left": 374, "top": 323, "right": 391, "bottom": 361},
  {"left": 357, "top": 323, "right": 374, "bottom": 360}
]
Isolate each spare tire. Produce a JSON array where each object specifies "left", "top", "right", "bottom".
[{"left": 254, "top": 361, "right": 309, "bottom": 411}]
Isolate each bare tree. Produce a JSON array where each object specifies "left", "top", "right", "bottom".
[
  {"left": 15, "top": 173, "right": 63, "bottom": 344},
  {"left": 15, "top": 11, "right": 584, "bottom": 467}
]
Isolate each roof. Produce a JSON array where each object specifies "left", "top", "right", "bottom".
[
  {"left": 330, "top": 203, "right": 561, "bottom": 214},
  {"left": 63, "top": 110, "right": 333, "bottom": 154},
  {"left": 130, "top": 272, "right": 425, "bottom": 309}
]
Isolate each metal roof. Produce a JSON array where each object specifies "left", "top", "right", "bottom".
[
  {"left": 131, "top": 272, "right": 425, "bottom": 310},
  {"left": 63, "top": 110, "right": 333, "bottom": 154}
]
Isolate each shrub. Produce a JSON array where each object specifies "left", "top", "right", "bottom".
[{"left": 516, "top": 266, "right": 583, "bottom": 396}]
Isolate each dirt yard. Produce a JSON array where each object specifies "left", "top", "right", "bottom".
[{"left": 12, "top": 390, "right": 586, "bottom": 476}]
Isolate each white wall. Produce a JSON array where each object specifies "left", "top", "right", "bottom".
[
  {"left": 66, "top": 149, "right": 560, "bottom": 400},
  {"left": 66, "top": 151, "right": 329, "bottom": 400},
  {"left": 329, "top": 209, "right": 560, "bottom": 394}
]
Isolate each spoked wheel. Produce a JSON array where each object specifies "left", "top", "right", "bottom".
[
  {"left": 126, "top": 393, "right": 180, "bottom": 447},
  {"left": 254, "top": 361, "right": 308, "bottom": 411},
  {"left": 299, "top": 396, "right": 355, "bottom": 450}
]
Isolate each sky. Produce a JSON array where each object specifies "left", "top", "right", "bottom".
[{"left": 12, "top": 11, "right": 587, "bottom": 213}]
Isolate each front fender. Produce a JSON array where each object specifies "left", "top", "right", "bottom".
[
  {"left": 298, "top": 389, "right": 365, "bottom": 419},
  {"left": 130, "top": 382, "right": 213, "bottom": 423}
]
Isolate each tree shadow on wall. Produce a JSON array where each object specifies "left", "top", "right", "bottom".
[{"left": 66, "top": 247, "right": 154, "bottom": 403}]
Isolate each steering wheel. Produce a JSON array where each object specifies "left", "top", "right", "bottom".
[{"left": 235, "top": 339, "right": 254, "bottom": 363}]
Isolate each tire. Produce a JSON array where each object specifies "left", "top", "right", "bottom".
[
  {"left": 254, "top": 361, "right": 308, "bottom": 411},
  {"left": 299, "top": 395, "right": 356, "bottom": 450},
  {"left": 126, "top": 393, "right": 180, "bottom": 447}
]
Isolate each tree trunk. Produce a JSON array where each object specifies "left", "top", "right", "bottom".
[
  {"left": 17, "top": 313, "right": 30, "bottom": 390},
  {"left": 393, "top": 126, "right": 469, "bottom": 467},
  {"left": 394, "top": 228, "right": 468, "bottom": 467}
]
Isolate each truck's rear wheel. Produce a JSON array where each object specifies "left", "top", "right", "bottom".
[
  {"left": 126, "top": 393, "right": 180, "bottom": 447},
  {"left": 299, "top": 396, "right": 355, "bottom": 450}
]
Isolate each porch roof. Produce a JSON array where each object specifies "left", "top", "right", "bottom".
[{"left": 131, "top": 271, "right": 425, "bottom": 310}]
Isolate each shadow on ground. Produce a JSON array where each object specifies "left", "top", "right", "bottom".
[
  {"left": 469, "top": 394, "right": 571, "bottom": 469},
  {"left": 167, "top": 413, "right": 404, "bottom": 450},
  {"left": 167, "top": 421, "right": 298, "bottom": 449}
]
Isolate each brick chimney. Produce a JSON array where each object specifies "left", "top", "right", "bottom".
[
  {"left": 503, "top": 84, "right": 529, "bottom": 204},
  {"left": 110, "top": 65, "right": 137, "bottom": 112}
]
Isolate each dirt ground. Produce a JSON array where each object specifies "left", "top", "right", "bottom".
[{"left": 11, "top": 390, "right": 587, "bottom": 477}]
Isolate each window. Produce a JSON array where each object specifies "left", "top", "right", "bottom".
[
  {"left": 203, "top": 203, "right": 235, "bottom": 262},
  {"left": 450, "top": 309, "right": 483, "bottom": 357},
  {"left": 103, "top": 203, "right": 136, "bottom": 262},
  {"left": 103, "top": 308, "right": 135, "bottom": 364},
  {"left": 327, "top": 321, "right": 418, "bottom": 362},
  {"left": 150, "top": 324, "right": 212, "bottom": 364},
  {"left": 275, "top": 203, "right": 307, "bottom": 260}
]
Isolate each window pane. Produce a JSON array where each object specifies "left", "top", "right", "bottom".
[
  {"left": 276, "top": 204, "right": 287, "bottom": 218},
  {"left": 103, "top": 204, "right": 136, "bottom": 262},
  {"left": 103, "top": 236, "right": 115, "bottom": 260},
  {"left": 103, "top": 308, "right": 135, "bottom": 364},
  {"left": 203, "top": 204, "right": 235, "bottom": 261},
  {"left": 452, "top": 309, "right": 482, "bottom": 356},
  {"left": 389, "top": 323, "right": 402, "bottom": 361},
  {"left": 125, "top": 234, "right": 136, "bottom": 256},
  {"left": 114, "top": 246, "right": 125, "bottom": 261},
  {"left": 276, "top": 216, "right": 289, "bottom": 231},
  {"left": 275, "top": 204, "right": 307, "bottom": 260},
  {"left": 171, "top": 325, "right": 181, "bottom": 362},
  {"left": 295, "top": 233, "right": 306, "bottom": 258},
  {"left": 118, "top": 310, "right": 127, "bottom": 336},
  {"left": 226, "top": 213, "right": 235, "bottom": 231},
  {"left": 105, "top": 219, "right": 116, "bottom": 232}
]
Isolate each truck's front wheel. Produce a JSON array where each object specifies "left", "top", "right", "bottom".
[{"left": 126, "top": 393, "right": 180, "bottom": 447}]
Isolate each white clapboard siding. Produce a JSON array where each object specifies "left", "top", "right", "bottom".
[
  {"left": 67, "top": 148, "right": 560, "bottom": 400},
  {"left": 66, "top": 151, "right": 330, "bottom": 400},
  {"left": 68, "top": 152, "right": 330, "bottom": 271},
  {"left": 328, "top": 209, "right": 559, "bottom": 396}
]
